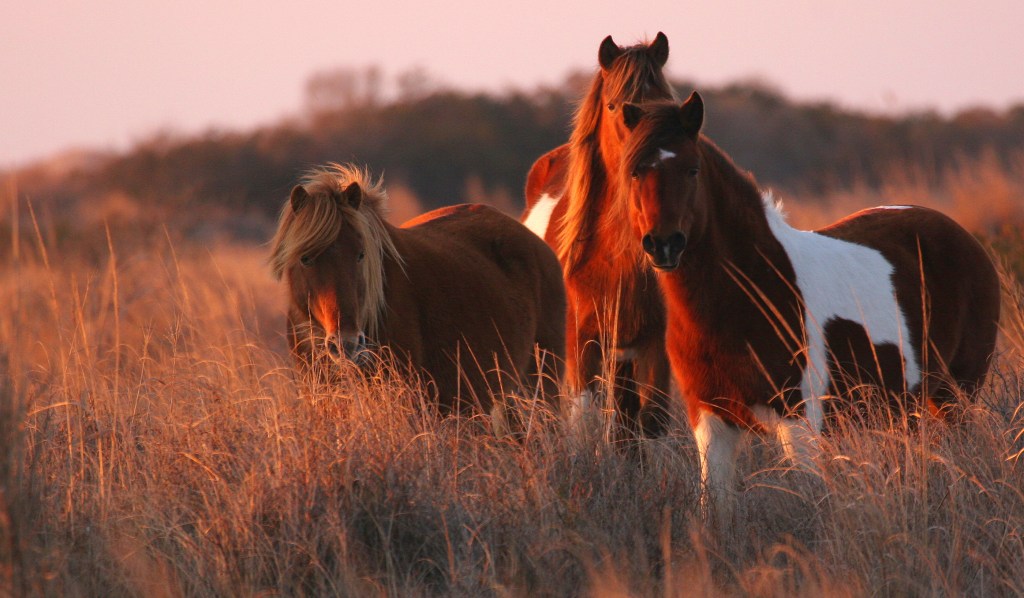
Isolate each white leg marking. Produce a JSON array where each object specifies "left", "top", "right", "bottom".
[
  {"left": 567, "top": 389, "right": 595, "bottom": 427},
  {"left": 694, "top": 411, "right": 742, "bottom": 520},
  {"left": 567, "top": 388, "right": 612, "bottom": 444},
  {"left": 523, "top": 193, "right": 559, "bottom": 239},
  {"left": 776, "top": 418, "right": 819, "bottom": 471},
  {"left": 752, "top": 406, "right": 820, "bottom": 471},
  {"left": 801, "top": 330, "right": 829, "bottom": 433},
  {"left": 491, "top": 400, "right": 510, "bottom": 439}
]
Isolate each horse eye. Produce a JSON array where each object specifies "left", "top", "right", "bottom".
[
  {"left": 607, "top": 102, "right": 616, "bottom": 111},
  {"left": 630, "top": 170, "right": 639, "bottom": 180},
  {"left": 299, "top": 254, "right": 315, "bottom": 267},
  {"left": 688, "top": 168, "right": 700, "bottom": 177},
  {"left": 357, "top": 250, "right": 366, "bottom": 262}
]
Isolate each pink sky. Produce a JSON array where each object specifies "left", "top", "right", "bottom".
[{"left": 2, "top": 0, "right": 1022, "bottom": 167}]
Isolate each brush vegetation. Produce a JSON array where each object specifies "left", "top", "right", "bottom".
[
  {"left": 2, "top": 158, "right": 1024, "bottom": 597},
  {"left": 3, "top": 74, "right": 1024, "bottom": 596}
]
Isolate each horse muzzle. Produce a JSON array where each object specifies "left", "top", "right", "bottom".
[
  {"left": 641, "top": 231, "right": 687, "bottom": 271},
  {"left": 326, "top": 332, "right": 369, "bottom": 365}
]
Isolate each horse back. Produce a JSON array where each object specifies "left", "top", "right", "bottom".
[
  {"left": 391, "top": 204, "right": 567, "bottom": 409},
  {"left": 404, "top": 204, "right": 562, "bottom": 285},
  {"left": 523, "top": 144, "right": 570, "bottom": 211},
  {"left": 520, "top": 145, "right": 569, "bottom": 247}
]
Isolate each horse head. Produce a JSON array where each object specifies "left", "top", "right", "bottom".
[
  {"left": 270, "top": 164, "right": 398, "bottom": 367},
  {"left": 621, "top": 92, "right": 705, "bottom": 271},
  {"left": 592, "top": 32, "right": 673, "bottom": 158},
  {"left": 559, "top": 33, "right": 678, "bottom": 269},
  {"left": 286, "top": 181, "right": 370, "bottom": 363}
]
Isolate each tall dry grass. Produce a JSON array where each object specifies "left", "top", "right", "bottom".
[{"left": 2, "top": 162, "right": 1024, "bottom": 596}]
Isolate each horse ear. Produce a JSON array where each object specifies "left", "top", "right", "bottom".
[
  {"left": 648, "top": 32, "right": 669, "bottom": 67},
  {"left": 342, "top": 182, "right": 363, "bottom": 210},
  {"left": 598, "top": 35, "right": 623, "bottom": 70},
  {"left": 679, "top": 91, "right": 704, "bottom": 137},
  {"left": 290, "top": 185, "right": 310, "bottom": 213},
  {"left": 622, "top": 103, "right": 646, "bottom": 131}
]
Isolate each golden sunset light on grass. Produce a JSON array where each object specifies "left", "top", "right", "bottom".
[{"left": 2, "top": 1, "right": 1024, "bottom": 595}]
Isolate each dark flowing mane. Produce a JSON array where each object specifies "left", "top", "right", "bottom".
[
  {"left": 557, "top": 40, "right": 677, "bottom": 271},
  {"left": 268, "top": 163, "right": 400, "bottom": 336}
]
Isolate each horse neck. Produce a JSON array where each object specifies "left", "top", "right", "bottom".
[
  {"left": 380, "top": 217, "right": 407, "bottom": 271},
  {"left": 364, "top": 219, "right": 406, "bottom": 341},
  {"left": 559, "top": 73, "right": 635, "bottom": 271}
]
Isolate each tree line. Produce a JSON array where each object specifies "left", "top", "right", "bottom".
[{"left": 11, "top": 69, "right": 1024, "bottom": 238}]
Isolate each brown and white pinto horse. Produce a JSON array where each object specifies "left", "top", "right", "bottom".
[
  {"left": 270, "top": 164, "right": 566, "bottom": 420},
  {"left": 521, "top": 33, "right": 678, "bottom": 438},
  {"left": 620, "top": 95, "right": 1001, "bottom": 515}
]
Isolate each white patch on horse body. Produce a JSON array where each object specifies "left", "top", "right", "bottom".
[
  {"left": 761, "top": 193, "right": 921, "bottom": 433},
  {"left": 523, "top": 193, "right": 560, "bottom": 239},
  {"left": 658, "top": 149, "right": 676, "bottom": 162}
]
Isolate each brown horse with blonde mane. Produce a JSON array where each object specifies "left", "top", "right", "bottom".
[
  {"left": 620, "top": 94, "right": 1000, "bottom": 517},
  {"left": 270, "top": 164, "right": 566, "bottom": 420},
  {"left": 520, "top": 32, "right": 677, "bottom": 439}
]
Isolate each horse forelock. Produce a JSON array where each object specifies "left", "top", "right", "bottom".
[
  {"left": 603, "top": 46, "right": 675, "bottom": 107},
  {"left": 269, "top": 163, "right": 401, "bottom": 337},
  {"left": 557, "top": 42, "right": 677, "bottom": 272},
  {"left": 621, "top": 102, "right": 689, "bottom": 181}
]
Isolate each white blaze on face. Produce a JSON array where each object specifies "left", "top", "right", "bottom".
[
  {"left": 313, "top": 292, "right": 339, "bottom": 337},
  {"left": 761, "top": 194, "right": 921, "bottom": 433},
  {"left": 523, "top": 193, "right": 560, "bottom": 239},
  {"left": 647, "top": 149, "right": 677, "bottom": 168}
]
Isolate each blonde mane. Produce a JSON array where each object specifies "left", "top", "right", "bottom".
[
  {"left": 269, "top": 163, "right": 401, "bottom": 337},
  {"left": 557, "top": 40, "right": 676, "bottom": 272}
]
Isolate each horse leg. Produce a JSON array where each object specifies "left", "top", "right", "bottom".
[
  {"left": 694, "top": 410, "right": 742, "bottom": 524},
  {"left": 527, "top": 345, "right": 563, "bottom": 406},
  {"left": 927, "top": 323, "right": 998, "bottom": 421},
  {"left": 612, "top": 358, "right": 641, "bottom": 442},
  {"left": 525, "top": 313, "right": 566, "bottom": 419},
  {"left": 565, "top": 323, "right": 607, "bottom": 436},
  {"left": 751, "top": 405, "right": 820, "bottom": 472},
  {"left": 635, "top": 343, "right": 673, "bottom": 438}
]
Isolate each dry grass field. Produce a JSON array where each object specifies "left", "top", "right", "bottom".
[{"left": 2, "top": 156, "right": 1024, "bottom": 596}]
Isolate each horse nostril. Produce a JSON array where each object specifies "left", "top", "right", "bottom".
[
  {"left": 326, "top": 337, "right": 342, "bottom": 358},
  {"left": 342, "top": 336, "right": 365, "bottom": 361},
  {"left": 668, "top": 231, "right": 687, "bottom": 254},
  {"left": 642, "top": 234, "right": 658, "bottom": 256}
]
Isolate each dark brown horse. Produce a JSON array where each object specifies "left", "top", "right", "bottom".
[
  {"left": 620, "top": 95, "right": 1000, "bottom": 515},
  {"left": 270, "top": 164, "right": 566, "bottom": 422},
  {"left": 520, "top": 33, "right": 677, "bottom": 439}
]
